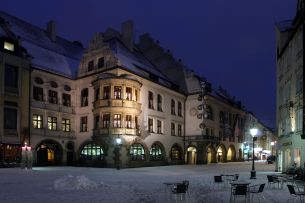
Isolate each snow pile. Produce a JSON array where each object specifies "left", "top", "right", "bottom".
[{"left": 54, "top": 175, "right": 98, "bottom": 191}]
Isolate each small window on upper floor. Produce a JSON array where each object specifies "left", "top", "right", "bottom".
[
  {"left": 34, "top": 77, "right": 44, "bottom": 85},
  {"left": 88, "top": 60, "right": 94, "bottom": 72},
  {"left": 50, "top": 81, "right": 58, "bottom": 88},
  {"left": 4, "top": 41, "right": 14, "bottom": 52},
  {"left": 98, "top": 57, "right": 104, "bottom": 69}
]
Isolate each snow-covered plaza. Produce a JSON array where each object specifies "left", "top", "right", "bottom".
[{"left": 0, "top": 162, "right": 297, "bottom": 203}]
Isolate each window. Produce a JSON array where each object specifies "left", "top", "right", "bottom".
[
  {"left": 103, "top": 114, "right": 110, "bottom": 128},
  {"left": 33, "top": 86, "right": 43, "bottom": 101},
  {"left": 148, "top": 118, "right": 154, "bottom": 133},
  {"left": 157, "top": 94, "right": 162, "bottom": 111},
  {"left": 88, "top": 60, "right": 94, "bottom": 71},
  {"left": 178, "top": 124, "right": 182, "bottom": 136},
  {"left": 296, "top": 109, "right": 303, "bottom": 131},
  {"left": 206, "top": 106, "right": 213, "bottom": 120},
  {"left": 129, "top": 143, "right": 145, "bottom": 161},
  {"left": 114, "top": 86, "right": 122, "bottom": 99},
  {"left": 94, "top": 115, "right": 99, "bottom": 129},
  {"left": 81, "top": 88, "right": 88, "bottom": 107},
  {"left": 48, "top": 116, "right": 57, "bottom": 130},
  {"left": 62, "top": 119, "right": 71, "bottom": 132},
  {"left": 148, "top": 91, "right": 154, "bottom": 109},
  {"left": 4, "top": 41, "right": 14, "bottom": 51},
  {"left": 171, "top": 145, "right": 182, "bottom": 160},
  {"left": 48, "top": 90, "right": 58, "bottom": 104},
  {"left": 4, "top": 107, "right": 17, "bottom": 129},
  {"left": 95, "top": 88, "right": 100, "bottom": 101},
  {"left": 80, "top": 116, "right": 88, "bottom": 132},
  {"left": 5, "top": 64, "right": 18, "bottom": 92},
  {"left": 50, "top": 81, "right": 58, "bottom": 88},
  {"left": 126, "top": 115, "right": 132, "bottom": 128},
  {"left": 219, "top": 111, "right": 224, "bottom": 124},
  {"left": 98, "top": 57, "right": 104, "bottom": 69},
  {"left": 135, "top": 89, "right": 138, "bottom": 101},
  {"left": 64, "top": 85, "right": 71, "bottom": 91},
  {"left": 62, "top": 93, "right": 71, "bottom": 107},
  {"left": 32, "top": 114, "right": 43, "bottom": 129},
  {"left": 103, "top": 86, "right": 110, "bottom": 99},
  {"left": 171, "top": 99, "right": 175, "bottom": 115},
  {"left": 135, "top": 116, "right": 139, "bottom": 130},
  {"left": 150, "top": 143, "right": 163, "bottom": 161},
  {"left": 113, "top": 114, "right": 121, "bottom": 128},
  {"left": 171, "top": 123, "right": 175, "bottom": 136},
  {"left": 157, "top": 120, "right": 162, "bottom": 134},
  {"left": 178, "top": 102, "right": 182, "bottom": 116},
  {"left": 34, "top": 77, "right": 44, "bottom": 85},
  {"left": 80, "top": 143, "right": 104, "bottom": 160},
  {"left": 126, "top": 87, "right": 132, "bottom": 100}
]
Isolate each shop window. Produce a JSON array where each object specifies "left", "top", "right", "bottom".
[
  {"left": 80, "top": 143, "right": 104, "bottom": 160},
  {"left": 171, "top": 145, "right": 182, "bottom": 160},
  {"left": 129, "top": 143, "right": 145, "bottom": 161},
  {"left": 150, "top": 143, "right": 163, "bottom": 161}
]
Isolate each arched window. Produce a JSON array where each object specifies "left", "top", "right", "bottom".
[
  {"left": 81, "top": 88, "right": 88, "bottom": 107},
  {"left": 171, "top": 145, "right": 182, "bottom": 160},
  {"left": 150, "top": 143, "right": 164, "bottom": 161},
  {"left": 130, "top": 143, "right": 145, "bottom": 161},
  {"left": 80, "top": 143, "right": 104, "bottom": 160},
  {"left": 64, "top": 85, "right": 71, "bottom": 91},
  {"left": 50, "top": 81, "right": 58, "bottom": 88},
  {"left": 34, "top": 77, "right": 44, "bottom": 84}
]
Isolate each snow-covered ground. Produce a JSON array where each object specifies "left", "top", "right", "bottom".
[{"left": 0, "top": 161, "right": 296, "bottom": 203}]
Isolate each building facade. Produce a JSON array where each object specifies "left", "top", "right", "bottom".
[
  {"left": 276, "top": 0, "right": 305, "bottom": 172},
  {"left": 0, "top": 11, "right": 273, "bottom": 168}
]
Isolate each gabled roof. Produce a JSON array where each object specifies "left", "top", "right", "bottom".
[
  {"left": 107, "top": 38, "right": 174, "bottom": 88},
  {"left": 0, "top": 11, "right": 84, "bottom": 78}
]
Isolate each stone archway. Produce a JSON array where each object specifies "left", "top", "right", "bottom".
[
  {"left": 227, "top": 145, "right": 236, "bottom": 162},
  {"left": 206, "top": 145, "right": 217, "bottom": 163},
  {"left": 216, "top": 144, "right": 227, "bottom": 163},
  {"left": 186, "top": 146, "right": 197, "bottom": 165},
  {"left": 35, "top": 140, "right": 63, "bottom": 166}
]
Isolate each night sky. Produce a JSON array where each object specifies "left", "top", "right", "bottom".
[{"left": 1, "top": 0, "right": 296, "bottom": 128}]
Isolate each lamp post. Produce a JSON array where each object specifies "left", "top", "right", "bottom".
[
  {"left": 270, "top": 141, "right": 275, "bottom": 156},
  {"left": 115, "top": 136, "right": 122, "bottom": 170},
  {"left": 250, "top": 128, "right": 258, "bottom": 179}
]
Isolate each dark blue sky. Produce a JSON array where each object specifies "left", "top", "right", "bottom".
[{"left": 2, "top": 0, "right": 296, "bottom": 128}]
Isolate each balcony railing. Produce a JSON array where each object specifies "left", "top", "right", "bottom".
[
  {"left": 93, "top": 128, "right": 138, "bottom": 137},
  {"left": 94, "top": 99, "right": 141, "bottom": 110}
]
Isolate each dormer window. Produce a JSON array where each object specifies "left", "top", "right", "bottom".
[
  {"left": 88, "top": 60, "right": 94, "bottom": 72},
  {"left": 4, "top": 41, "right": 14, "bottom": 52}
]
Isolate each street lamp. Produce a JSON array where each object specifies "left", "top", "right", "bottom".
[
  {"left": 115, "top": 135, "right": 122, "bottom": 170},
  {"left": 270, "top": 141, "right": 275, "bottom": 156},
  {"left": 250, "top": 128, "right": 258, "bottom": 179}
]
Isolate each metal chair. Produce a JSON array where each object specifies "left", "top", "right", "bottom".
[
  {"left": 171, "top": 183, "right": 188, "bottom": 202},
  {"left": 249, "top": 183, "right": 265, "bottom": 202},
  {"left": 230, "top": 185, "right": 248, "bottom": 203},
  {"left": 287, "top": 184, "right": 305, "bottom": 202},
  {"left": 214, "top": 175, "right": 224, "bottom": 189},
  {"left": 267, "top": 175, "right": 280, "bottom": 188}
]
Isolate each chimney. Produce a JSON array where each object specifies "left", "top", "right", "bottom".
[
  {"left": 121, "top": 20, "right": 133, "bottom": 51},
  {"left": 47, "top": 21, "right": 56, "bottom": 41}
]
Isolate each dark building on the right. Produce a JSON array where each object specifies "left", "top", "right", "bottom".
[{"left": 276, "top": 0, "right": 305, "bottom": 172}]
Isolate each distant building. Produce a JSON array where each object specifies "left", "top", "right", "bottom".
[
  {"left": 0, "top": 20, "right": 31, "bottom": 166},
  {"left": 276, "top": 0, "right": 305, "bottom": 172},
  {"left": 0, "top": 11, "right": 273, "bottom": 167}
]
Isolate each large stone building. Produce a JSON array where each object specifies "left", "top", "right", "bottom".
[
  {"left": 276, "top": 0, "right": 305, "bottom": 172},
  {"left": 0, "top": 11, "right": 273, "bottom": 168}
]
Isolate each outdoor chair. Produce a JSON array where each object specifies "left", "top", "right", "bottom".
[
  {"left": 214, "top": 175, "right": 224, "bottom": 189},
  {"left": 249, "top": 183, "right": 265, "bottom": 202},
  {"left": 230, "top": 185, "right": 248, "bottom": 203},
  {"left": 267, "top": 175, "right": 280, "bottom": 188},
  {"left": 287, "top": 184, "right": 305, "bottom": 202},
  {"left": 171, "top": 182, "right": 189, "bottom": 202}
]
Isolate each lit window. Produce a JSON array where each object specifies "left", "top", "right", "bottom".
[
  {"left": 80, "top": 143, "right": 104, "bottom": 160},
  {"left": 171, "top": 145, "right": 182, "bottom": 160},
  {"left": 126, "top": 87, "right": 132, "bottom": 100},
  {"left": 148, "top": 118, "right": 154, "bottom": 133},
  {"left": 150, "top": 143, "right": 163, "bottom": 161},
  {"left": 4, "top": 41, "right": 14, "bottom": 51},
  {"left": 48, "top": 116, "right": 57, "bottom": 130},
  {"left": 103, "top": 114, "right": 110, "bottom": 128},
  {"left": 62, "top": 119, "right": 70, "bottom": 132},
  {"left": 126, "top": 115, "right": 132, "bottom": 128},
  {"left": 33, "top": 114, "right": 43, "bottom": 129},
  {"left": 129, "top": 143, "right": 145, "bottom": 161},
  {"left": 114, "top": 86, "right": 122, "bottom": 99},
  {"left": 113, "top": 114, "right": 121, "bottom": 128}
]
